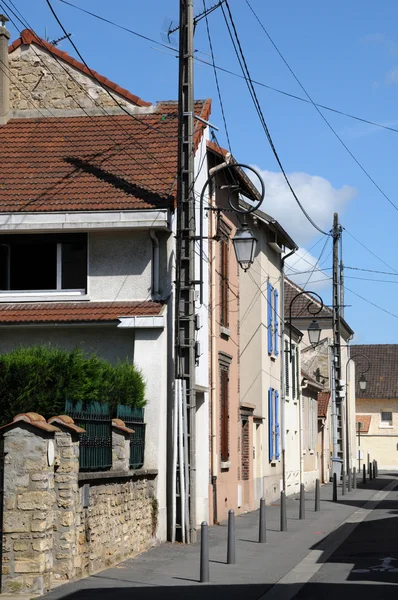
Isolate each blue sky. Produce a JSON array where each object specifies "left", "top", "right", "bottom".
[{"left": 6, "top": 0, "right": 398, "bottom": 343}]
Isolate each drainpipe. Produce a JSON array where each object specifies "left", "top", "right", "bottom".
[
  {"left": 280, "top": 248, "right": 296, "bottom": 493},
  {"left": 0, "top": 15, "right": 10, "bottom": 125},
  {"left": 209, "top": 175, "right": 218, "bottom": 524},
  {"left": 150, "top": 230, "right": 160, "bottom": 299}
]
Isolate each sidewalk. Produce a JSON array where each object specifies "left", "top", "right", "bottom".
[{"left": 41, "top": 473, "right": 396, "bottom": 600}]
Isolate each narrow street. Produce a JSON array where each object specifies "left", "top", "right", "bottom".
[{"left": 38, "top": 473, "right": 398, "bottom": 600}]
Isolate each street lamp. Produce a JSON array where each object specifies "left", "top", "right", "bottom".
[
  {"left": 232, "top": 221, "right": 258, "bottom": 272},
  {"left": 288, "top": 291, "right": 324, "bottom": 361},
  {"left": 200, "top": 162, "right": 265, "bottom": 287},
  {"left": 345, "top": 353, "right": 371, "bottom": 474},
  {"left": 359, "top": 374, "right": 367, "bottom": 392}
]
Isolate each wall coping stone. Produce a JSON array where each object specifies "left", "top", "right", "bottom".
[{"left": 78, "top": 469, "right": 157, "bottom": 483}]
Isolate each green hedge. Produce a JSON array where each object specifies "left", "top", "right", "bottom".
[{"left": 0, "top": 345, "right": 146, "bottom": 426}]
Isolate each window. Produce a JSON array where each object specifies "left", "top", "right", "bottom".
[
  {"left": 219, "top": 354, "right": 231, "bottom": 465},
  {"left": 308, "top": 398, "right": 317, "bottom": 451},
  {"left": 267, "top": 282, "right": 279, "bottom": 356},
  {"left": 220, "top": 236, "right": 229, "bottom": 328},
  {"left": 0, "top": 233, "right": 87, "bottom": 293},
  {"left": 381, "top": 411, "right": 393, "bottom": 427},
  {"left": 268, "top": 387, "right": 280, "bottom": 462}
]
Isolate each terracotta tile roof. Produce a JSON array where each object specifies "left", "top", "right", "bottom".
[
  {"left": 284, "top": 278, "right": 332, "bottom": 319},
  {"left": 9, "top": 30, "right": 151, "bottom": 108},
  {"left": 0, "top": 301, "right": 163, "bottom": 324},
  {"left": 356, "top": 415, "right": 371, "bottom": 433},
  {"left": 351, "top": 344, "right": 398, "bottom": 399},
  {"left": 0, "top": 98, "right": 211, "bottom": 212},
  {"left": 318, "top": 391, "right": 330, "bottom": 418}
]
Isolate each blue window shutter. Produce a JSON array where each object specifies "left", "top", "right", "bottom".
[
  {"left": 274, "top": 289, "right": 279, "bottom": 356},
  {"left": 267, "top": 282, "right": 273, "bottom": 355},
  {"left": 269, "top": 387, "right": 274, "bottom": 461},
  {"left": 275, "top": 390, "right": 280, "bottom": 460}
]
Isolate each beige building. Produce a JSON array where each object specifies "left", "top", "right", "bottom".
[
  {"left": 353, "top": 344, "right": 398, "bottom": 470},
  {"left": 285, "top": 279, "right": 356, "bottom": 480}
]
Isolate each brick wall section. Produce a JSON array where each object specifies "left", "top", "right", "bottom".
[{"left": 241, "top": 419, "right": 250, "bottom": 481}]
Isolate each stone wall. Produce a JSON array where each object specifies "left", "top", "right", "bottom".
[
  {"left": 9, "top": 45, "right": 133, "bottom": 112},
  {"left": 1, "top": 415, "right": 157, "bottom": 595}
]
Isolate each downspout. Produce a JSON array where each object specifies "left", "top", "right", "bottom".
[
  {"left": 209, "top": 175, "right": 218, "bottom": 524},
  {"left": 280, "top": 248, "right": 296, "bottom": 492},
  {"left": 150, "top": 230, "right": 160, "bottom": 299}
]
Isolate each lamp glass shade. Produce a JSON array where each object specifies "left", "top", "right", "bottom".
[
  {"left": 307, "top": 319, "right": 321, "bottom": 347},
  {"left": 359, "top": 374, "right": 367, "bottom": 391},
  {"left": 232, "top": 225, "right": 257, "bottom": 272}
]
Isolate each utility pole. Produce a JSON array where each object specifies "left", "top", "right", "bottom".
[
  {"left": 339, "top": 231, "right": 344, "bottom": 320},
  {"left": 174, "top": 0, "right": 196, "bottom": 543},
  {"left": 332, "top": 213, "right": 343, "bottom": 478}
]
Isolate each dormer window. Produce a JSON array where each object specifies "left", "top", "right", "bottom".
[{"left": 0, "top": 233, "right": 87, "bottom": 296}]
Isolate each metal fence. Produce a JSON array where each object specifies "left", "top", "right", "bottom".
[
  {"left": 65, "top": 400, "right": 112, "bottom": 471},
  {"left": 117, "top": 405, "right": 146, "bottom": 470}
]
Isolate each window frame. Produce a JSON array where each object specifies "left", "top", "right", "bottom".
[
  {"left": 219, "top": 353, "right": 232, "bottom": 467},
  {"left": 0, "top": 233, "right": 89, "bottom": 301},
  {"left": 380, "top": 410, "right": 393, "bottom": 428},
  {"left": 219, "top": 235, "right": 229, "bottom": 329}
]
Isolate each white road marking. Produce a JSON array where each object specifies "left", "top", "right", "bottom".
[{"left": 258, "top": 478, "right": 398, "bottom": 600}]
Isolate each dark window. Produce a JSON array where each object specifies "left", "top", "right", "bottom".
[
  {"left": 0, "top": 233, "right": 87, "bottom": 292},
  {"left": 220, "top": 237, "right": 229, "bottom": 328},
  {"left": 220, "top": 365, "right": 229, "bottom": 463},
  {"left": 285, "top": 341, "right": 290, "bottom": 397}
]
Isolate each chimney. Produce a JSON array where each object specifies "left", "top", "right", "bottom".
[{"left": 0, "top": 14, "right": 10, "bottom": 124}]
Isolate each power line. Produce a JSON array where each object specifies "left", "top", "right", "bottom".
[
  {"left": 57, "top": 0, "right": 398, "bottom": 137},
  {"left": 221, "top": 1, "right": 330, "bottom": 237},
  {"left": 301, "top": 236, "right": 330, "bottom": 290},
  {"left": 345, "top": 265, "right": 398, "bottom": 276},
  {"left": 344, "top": 228, "right": 398, "bottom": 274},
  {"left": 345, "top": 285, "right": 398, "bottom": 321},
  {"left": 203, "top": 0, "right": 232, "bottom": 153},
  {"left": 246, "top": 0, "right": 398, "bottom": 216}
]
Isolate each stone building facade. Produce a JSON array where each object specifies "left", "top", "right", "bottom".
[{"left": 1, "top": 413, "right": 157, "bottom": 595}]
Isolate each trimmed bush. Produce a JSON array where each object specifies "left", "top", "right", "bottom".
[{"left": 0, "top": 344, "right": 146, "bottom": 426}]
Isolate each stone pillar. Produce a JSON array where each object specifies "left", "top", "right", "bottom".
[
  {"left": 111, "top": 419, "right": 134, "bottom": 472},
  {"left": 48, "top": 416, "right": 83, "bottom": 583},
  {"left": 1, "top": 413, "right": 59, "bottom": 595}
]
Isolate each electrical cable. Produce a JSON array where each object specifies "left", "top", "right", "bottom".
[
  {"left": 301, "top": 235, "right": 330, "bottom": 290},
  {"left": 345, "top": 285, "right": 398, "bottom": 321},
  {"left": 222, "top": 1, "right": 330, "bottom": 237},
  {"left": 56, "top": 0, "right": 398, "bottom": 137},
  {"left": 344, "top": 228, "right": 398, "bottom": 274},
  {"left": 203, "top": 0, "right": 232, "bottom": 153},
  {"left": 246, "top": 0, "right": 398, "bottom": 215}
]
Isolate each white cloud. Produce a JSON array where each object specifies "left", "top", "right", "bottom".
[
  {"left": 251, "top": 168, "right": 357, "bottom": 247},
  {"left": 284, "top": 248, "right": 332, "bottom": 292},
  {"left": 386, "top": 67, "right": 398, "bottom": 85}
]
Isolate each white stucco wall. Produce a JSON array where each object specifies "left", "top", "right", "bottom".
[
  {"left": 88, "top": 230, "right": 153, "bottom": 301},
  {"left": 194, "top": 133, "right": 210, "bottom": 525}
]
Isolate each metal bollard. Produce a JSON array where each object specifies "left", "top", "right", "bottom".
[
  {"left": 353, "top": 467, "right": 357, "bottom": 489},
  {"left": 369, "top": 462, "right": 373, "bottom": 480},
  {"left": 315, "top": 478, "right": 320, "bottom": 512},
  {"left": 348, "top": 468, "right": 352, "bottom": 493},
  {"left": 280, "top": 490, "right": 287, "bottom": 532},
  {"left": 227, "top": 509, "right": 236, "bottom": 564},
  {"left": 299, "top": 483, "right": 305, "bottom": 519},
  {"left": 367, "top": 454, "right": 370, "bottom": 475},
  {"left": 373, "top": 460, "right": 377, "bottom": 479},
  {"left": 363, "top": 464, "right": 367, "bottom": 484},
  {"left": 342, "top": 469, "right": 346, "bottom": 496},
  {"left": 259, "top": 497, "right": 266, "bottom": 543},
  {"left": 333, "top": 472, "right": 337, "bottom": 502},
  {"left": 375, "top": 461, "right": 378, "bottom": 477},
  {"left": 200, "top": 521, "right": 209, "bottom": 583}
]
